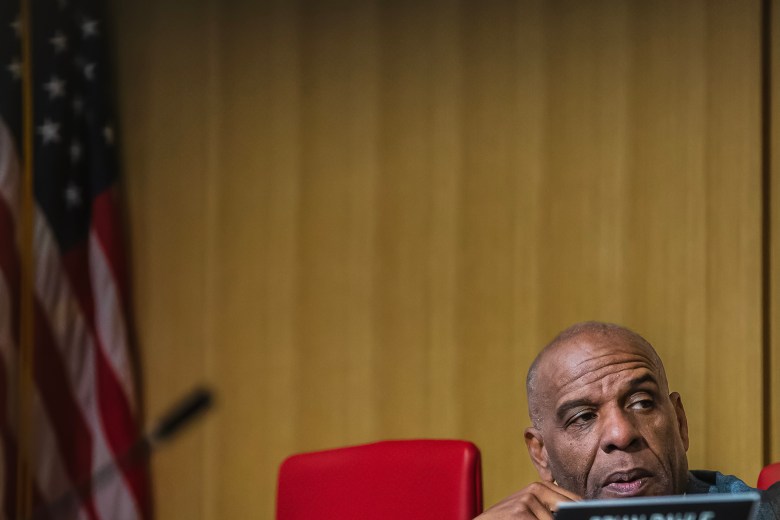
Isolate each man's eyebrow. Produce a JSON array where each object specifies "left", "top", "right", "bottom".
[{"left": 628, "top": 373, "right": 659, "bottom": 389}]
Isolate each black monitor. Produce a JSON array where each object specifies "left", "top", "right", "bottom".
[{"left": 555, "top": 492, "right": 760, "bottom": 520}]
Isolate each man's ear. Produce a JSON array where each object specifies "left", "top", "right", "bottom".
[
  {"left": 669, "top": 392, "right": 689, "bottom": 451},
  {"left": 524, "top": 426, "right": 553, "bottom": 482}
]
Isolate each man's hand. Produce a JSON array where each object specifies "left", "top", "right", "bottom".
[{"left": 475, "top": 481, "right": 581, "bottom": 519}]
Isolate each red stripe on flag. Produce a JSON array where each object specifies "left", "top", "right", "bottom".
[
  {"left": 61, "top": 235, "right": 148, "bottom": 515},
  {"left": 92, "top": 190, "right": 152, "bottom": 516},
  {"left": 33, "top": 301, "right": 99, "bottom": 520},
  {"left": 91, "top": 189, "right": 130, "bottom": 308},
  {"left": 96, "top": 346, "right": 150, "bottom": 516},
  {"left": 0, "top": 193, "right": 20, "bottom": 519},
  {"left": 0, "top": 343, "right": 17, "bottom": 519},
  {"left": 1, "top": 432, "right": 18, "bottom": 520},
  {"left": 0, "top": 197, "right": 20, "bottom": 345}
]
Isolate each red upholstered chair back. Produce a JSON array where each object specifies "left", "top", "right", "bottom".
[
  {"left": 276, "top": 439, "right": 483, "bottom": 520},
  {"left": 757, "top": 462, "right": 780, "bottom": 490}
]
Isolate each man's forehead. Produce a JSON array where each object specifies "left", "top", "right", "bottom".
[{"left": 536, "top": 333, "right": 665, "bottom": 394}]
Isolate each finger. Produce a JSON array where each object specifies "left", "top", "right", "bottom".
[
  {"left": 525, "top": 494, "right": 556, "bottom": 520},
  {"left": 529, "top": 482, "right": 580, "bottom": 511},
  {"left": 548, "top": 482, "right": 582, "bottom": 503}
]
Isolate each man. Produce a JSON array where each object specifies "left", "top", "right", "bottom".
[{"left": 478, "top": 321, "right": 780, "bottom": 519}]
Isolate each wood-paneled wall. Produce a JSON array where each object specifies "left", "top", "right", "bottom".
[{"left": 111, "top": 0, "right": 774, "bottom": 517}]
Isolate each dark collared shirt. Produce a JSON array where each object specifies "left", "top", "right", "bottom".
[{"left": 687, "top": 470, "right": 780, "bottom": 520}]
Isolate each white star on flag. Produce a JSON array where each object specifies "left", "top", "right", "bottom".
[
  {"left": 50, "top": 31, "right": 68, "bottom": 53},
  {"left": 43, "top": 76, "right": 66, "bottom": 99},
  {"left": 64, "top": 182, "right": 83, "bottom": 208},
  {"left": 103, "top": 125, "right": 114, "bottom": 145},
  {"left": 10, "top": 16, "right": 21, "bottom": 37},
  {"left": 83, "top": 62, "right": 96, "bottom": 81},
  {"left": 37, "top": 119, "right": 61, "bottom": 144},
  {"left": 81, "top": 18, "right": 99, "bottom": 38},
  {"left": 70, "top": 141, "right": 82, "bottom": 163},
  {"left": 7, "top": 58, "right": 21, "bottom": 80}
]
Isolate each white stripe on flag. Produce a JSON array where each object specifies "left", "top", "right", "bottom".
[
  {"left": 0, "top": 268, "right": 88, "bottom": 520},
  {"left": 89, "top": 232, "right": 136, "bottom": 413},
  {"left": 34, "top": 214, "right": 140, "bottom": 520}
]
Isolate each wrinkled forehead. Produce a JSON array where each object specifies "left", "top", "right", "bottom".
[{"left": 538, "top": 333, "right": 667, "bottom": 398}]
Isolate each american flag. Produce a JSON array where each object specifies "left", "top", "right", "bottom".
[{"left": 0, "top": 0, "right": 151, "bottom": 518}]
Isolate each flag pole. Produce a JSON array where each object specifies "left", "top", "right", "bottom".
[{"left": 18, "top": 0, "right": 36, "bottom": 516}]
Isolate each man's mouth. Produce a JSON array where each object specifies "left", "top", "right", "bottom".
[{"left": 602, "top": 469, "right": 652, "bottom": 497}]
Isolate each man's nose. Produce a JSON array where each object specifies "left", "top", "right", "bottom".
[{"left": 600, "top": 406, "right": 642, "bottom": 453}]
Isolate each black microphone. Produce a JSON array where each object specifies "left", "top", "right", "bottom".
[
  {"left": 31, "top": 385, "right": 215, "bottom": 519},
  {"left": 148, "top": 385, "right": 213, "bottom": 445}
]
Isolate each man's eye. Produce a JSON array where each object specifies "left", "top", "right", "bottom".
[
  {"left": 569, "top": 411, "right": 596, "bottom": 426},
  {"left": 630, "top": 399, "right": 654, "bottom": 410}
]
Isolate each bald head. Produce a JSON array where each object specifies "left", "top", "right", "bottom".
[{"left": 526, "top": 321, "right": 667, "bottom": 427}]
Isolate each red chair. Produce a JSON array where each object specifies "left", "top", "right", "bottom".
[
  {"left": 757, "top": 462, "right": 780, "bottom": 490},
  {"left": 276, "top": 439, "right": 483, "bottom": 520}
]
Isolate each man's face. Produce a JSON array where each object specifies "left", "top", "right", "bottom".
[{"left": 525, "top": 333, "right": 690, "bottom": 499}]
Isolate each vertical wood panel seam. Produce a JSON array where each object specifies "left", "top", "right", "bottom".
[
  {"left": 761, "top": 0, "right": 773, "bottom": 469},
  {"left": 203, "top": 0, "right": 222, "bottom": 516}
]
